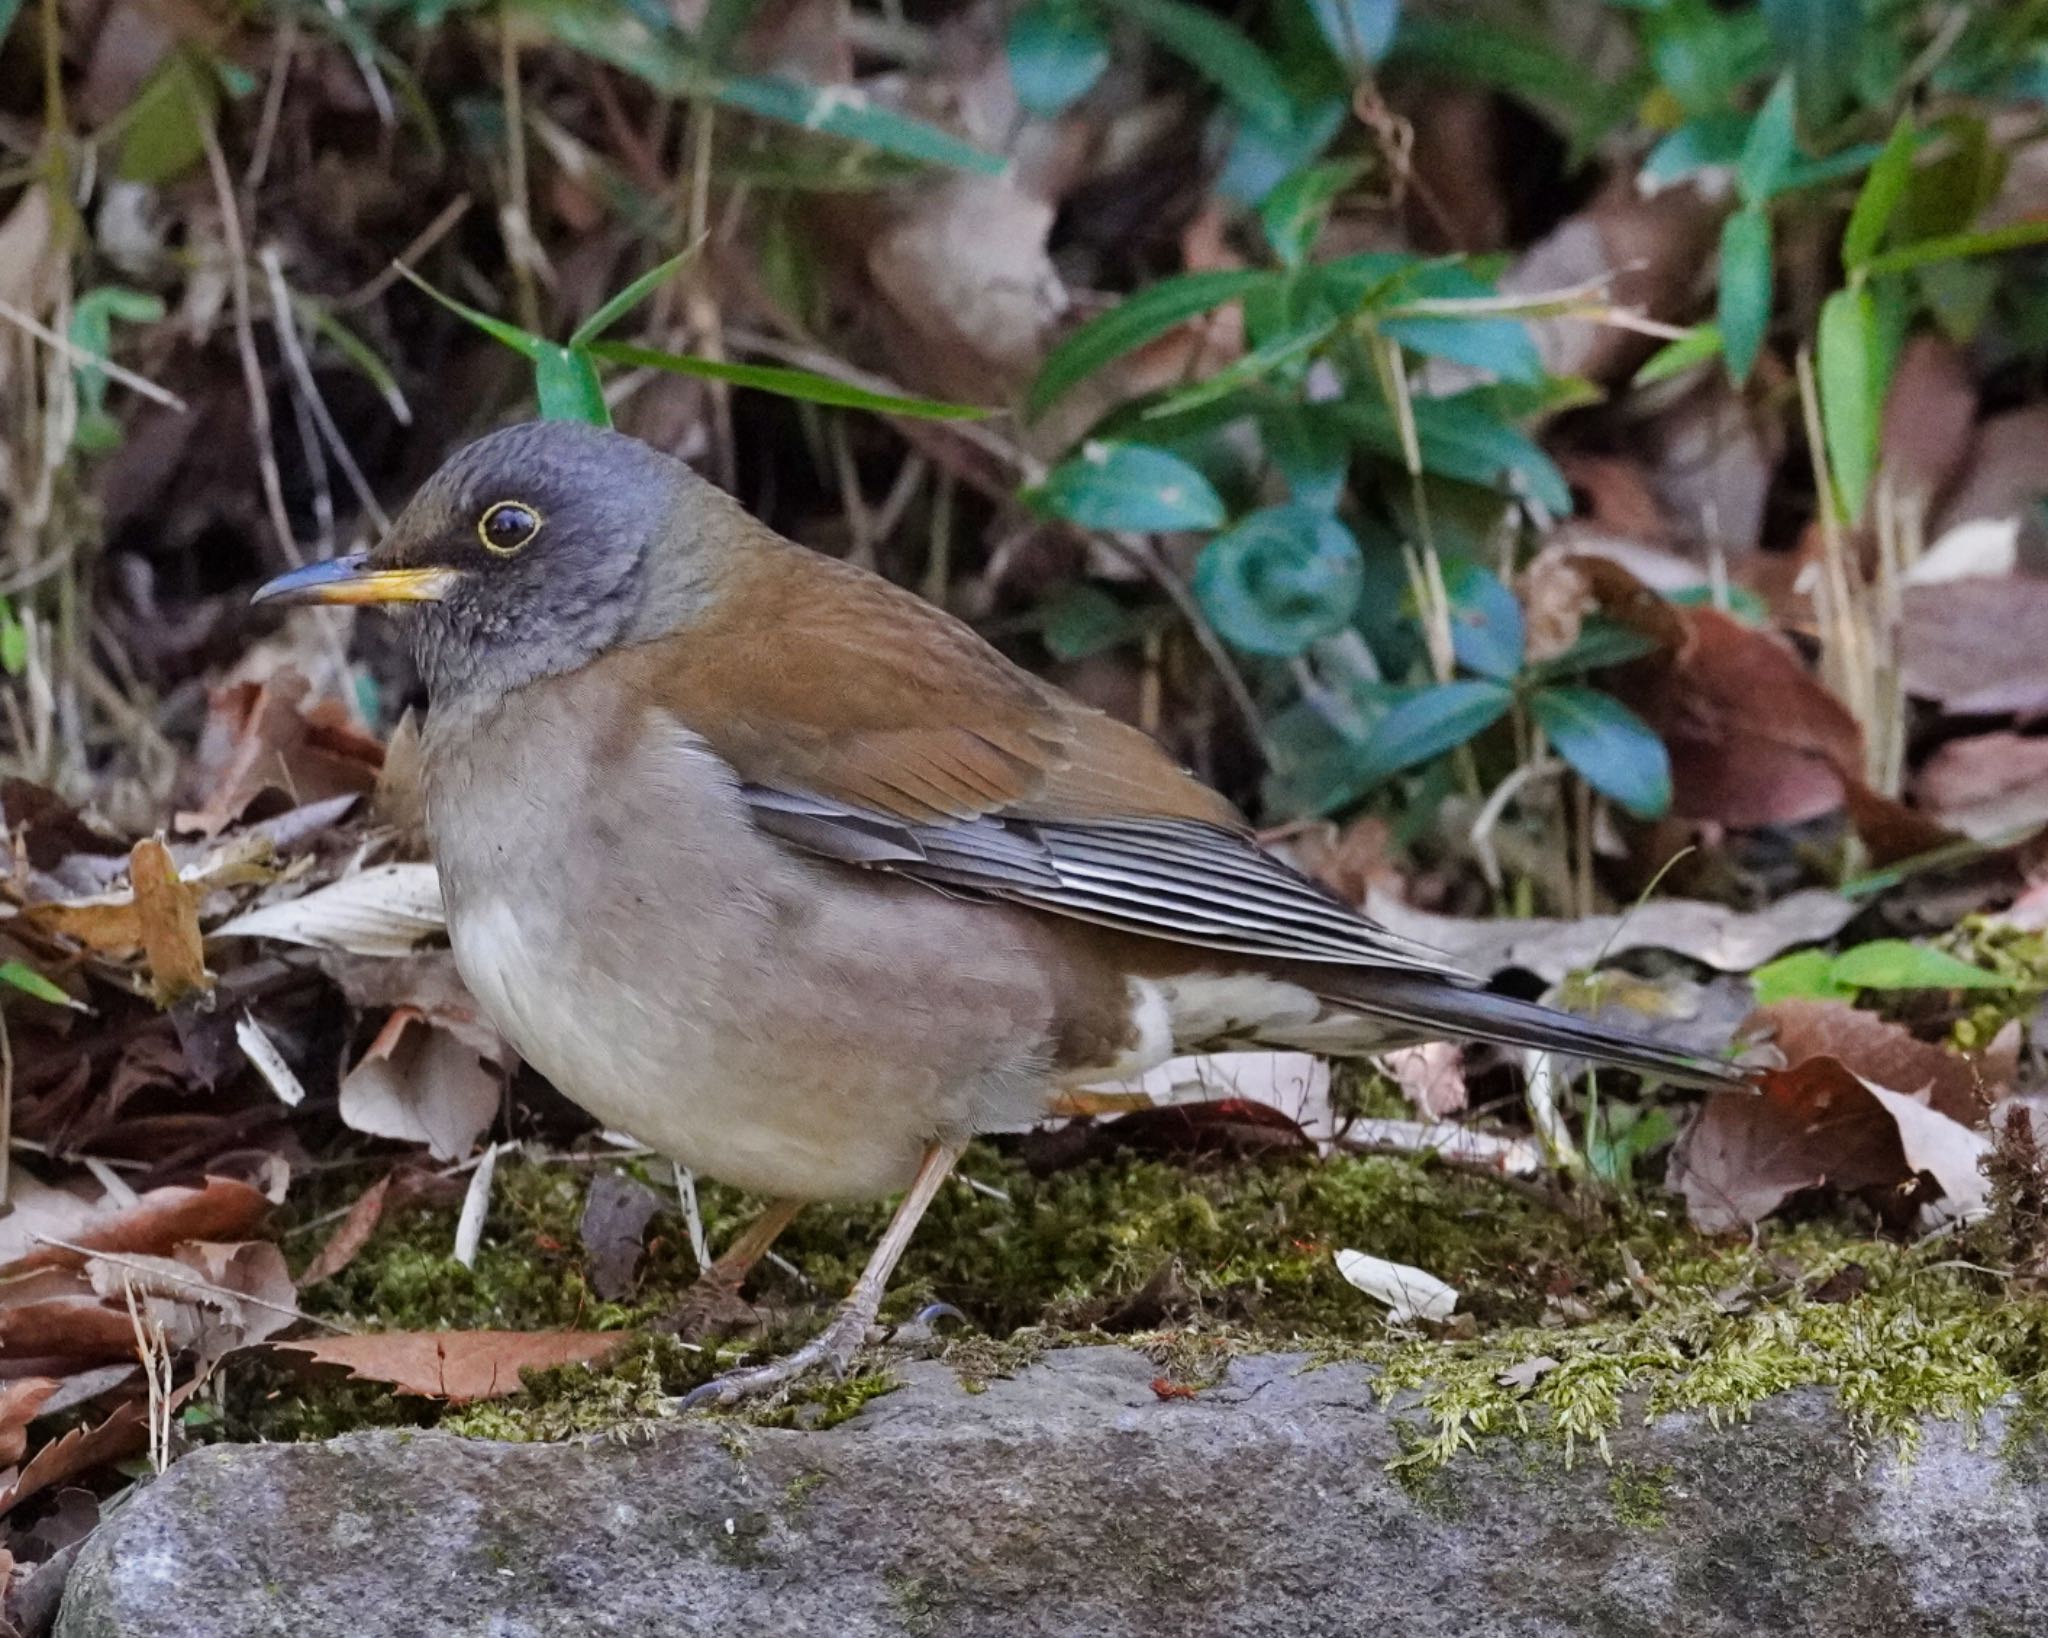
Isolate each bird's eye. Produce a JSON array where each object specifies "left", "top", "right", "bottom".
[{"left": 478, "top": 500, "right": 543, "bottom": 555}]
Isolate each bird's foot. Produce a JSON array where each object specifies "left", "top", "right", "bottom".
[{"left": 678, "top": 1290, "right": 881, "bottom": 1410}]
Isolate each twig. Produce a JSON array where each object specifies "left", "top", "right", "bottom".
[
  {"left": 198, "top": 112, "right": 302, "bottom": 569},
  {"left": 0, "top": 295, "right": 186, "bottom": 410},
  {"left": 339, "top": 194, "right": 472, "bottom": 311},
  {"left": 45, "top": 1236, "right": 346, "bottom": 1331},
  {"left": 259, "top": 245, "right": 391, "bottom": 533}
]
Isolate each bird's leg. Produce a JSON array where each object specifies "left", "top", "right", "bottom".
[
  {"left": 681, "top": 1140, "right": 964, "bottom": 1409},
  {"left": 661, "top": 1197, "right": 804, "bottom": 1340}
]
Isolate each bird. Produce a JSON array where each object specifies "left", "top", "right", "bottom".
[{"left": 254, "top": 420, "right": 1744, "bottom": 1406}]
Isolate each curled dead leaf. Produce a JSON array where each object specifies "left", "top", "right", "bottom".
[
  {"left": 339, "top": 1009, "right": 501, "bottom": 1163},
  {"left": 0, "top": 1176, "right": 272, "bottom": 1279}
]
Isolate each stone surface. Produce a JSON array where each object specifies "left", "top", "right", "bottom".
[{"left": 57, "top": 1348, "right": 2048, "bottom": 1638}]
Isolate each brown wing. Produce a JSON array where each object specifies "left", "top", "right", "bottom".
[{"left": 620, "top": 543, "right": 1241, "bottom": 828}]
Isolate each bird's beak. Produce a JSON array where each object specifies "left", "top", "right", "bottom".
[{"left": 251, "top": 554, "right": 461, "bottom": 607}]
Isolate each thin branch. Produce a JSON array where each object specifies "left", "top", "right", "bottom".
[{"left": 0, "top": 296, "right": 186, "bottom": 410}]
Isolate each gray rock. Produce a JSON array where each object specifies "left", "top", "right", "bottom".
[{"left": 56, "top": 1348, "right": 2048, "bottom": 1638}]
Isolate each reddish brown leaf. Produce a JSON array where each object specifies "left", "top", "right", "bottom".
[
  {"left": 0, "top": 1299, "right": 139, "bottom": 1365},
  {"left": 0, "top": 1177, "right": 271, "bottom": 1278},
  {"left": 0, "top": 1380, "right": 58, "bottom": 1470},
  {"left": 0, "top": 1398, "right": 145, "bottom": 1519},
  {"left": 297, "top": 1173, "right": 396, "bottom": 1290},
  {"left": 1757, "top": 999, "right": 2012, "bottom": 1126},
  {"left": 273, "top": 1331, "right": 630, "bottom": 1403},
  {"left": 175, "top": 670, "right": 383, "bottom": 838}
]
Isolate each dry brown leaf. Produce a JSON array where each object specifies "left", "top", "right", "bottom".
[
  {"left": 0, "top": 1399, "right": 146, "bottom": 1520},
  {"left": 339, "top": 1009, "right": 500, "bottom": 1162},
  {"left": 298, "top": 1172, "right": 398, "bottom": 1290},
  {"left": 0, "top": 1381, "right": 58, "bottom": 1471},
  {"left": 1931, "top": 405, "right": 2048, "bottom": 566},
  {"left": 0, "top": 1177, "right": 272, "bottom": 1279},
  {"left": 0, "top": 1298, "right": 141, "bottom": 1367},
  {"left": 1757, "top": 999, "right": 2013, "bottom": 1126},
  {"left": 273, "top": 1331, "right": 628, "bottom": 1402},
  {"left": 175, "top": 670, "right": 383, "bottom": 838},
  {"left": 319, "top": 948, "right": 501, "bottom": 1059},
  {"left": 578, "top": 1173, "right": 665, "bottom": 1303},
  {"left": 1670, "top": 1061, "right": 1912, "bottom": 1233},
  {"left": 1671, "top": 1001, "right": 2010, "bottom": 1232},
  {"left": 1878, "top": 335, "right": 1977, "bottom": 512},
  {"left": 128, "top": 836, "right": 209, "bottom": 1004}
]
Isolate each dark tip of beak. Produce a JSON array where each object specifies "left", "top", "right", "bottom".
[{"left": 251, "top": 555, "right": 459, "bottom": 607}]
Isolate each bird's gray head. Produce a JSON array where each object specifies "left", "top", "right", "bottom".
[{"left": 253, "top": 422, "right": 731, "bottom": 706}]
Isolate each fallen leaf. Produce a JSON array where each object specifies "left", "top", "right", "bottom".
[
  {"left": 1079, "top": 1051, "right": 1332, "bottom": 1147},
  {"left": 1364, "top": 887, "right": 1856, "bottom": 984},
  {"left": 339, "top": 1009, "right": 500, "bottom": 1162},
  {"left": 0, "top": 1299, "right": 141, "bottom": 1367},
  {"left": 1931, "top": 404, "right": 2048, "bottom": 565},
  {"left": 0, "top": 1381, "right": 57, "bottom": 1470},
  {"left": 0, "top": 1177, "right": 272, "bottom": 1278},
  {"left": 273, "top": 1331, "right": 628, "bottom": 1402},
  {"left": 1333, "top": 1249, "right": 1459, "bottom": 1324},
  {"left": 128, "top": 836, "right": 208, "bottom": 1004},
  {"left": 1901, "top": 577, "right": 2048, "bottom": 716},
  {"left": 0, "top": 1399, "right": 146, "bottom": 1519},
  {"left": 1860, "top": 1077, "right": 1993, "bottom": 1224},
  {"left": 212, "top": 862, "right": 446, "bottom": 956},
  {"left": 579, "top": 1172, "right": 665, "bottom": 1302},
  {"left": 82, "top": 1240, "right": 299, "bottom": 1362},
  {"left": 175, "top": 670, "right": 383, "bottom": 838},
  {"left": 298, "top": 1172, "right": 397, "bottom": 1290},
  {"left": 235, "top": 1011, "right": 308, "bottom": 1107},
  {"left": 1496, "top": 1355, "right": 1560, "bottom": 1393},
  {"left": 1878, "top": 335, "right": 1977, "bottom": 513},
  {"left": 1756, "top": 999, "right": 2012, "bottom": 1126},
  {"left": 1913, "top": 733, "right": 2048, "bottom": 841}
]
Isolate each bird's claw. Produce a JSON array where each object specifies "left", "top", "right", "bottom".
[{"left": 678, "top": 1303, "right": 872, "bottom": 1411}]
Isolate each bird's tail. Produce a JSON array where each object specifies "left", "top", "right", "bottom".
[{"left": 1314, "top": 970, "right": 1748, "bottom": 1092}]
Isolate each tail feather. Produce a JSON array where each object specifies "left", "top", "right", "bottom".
[{"left": 1315, "top": 970, "right": 1747, "bottom": 1092}]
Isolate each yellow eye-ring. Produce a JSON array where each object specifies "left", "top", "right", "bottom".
[{"left": 478, "top": 500, "right": 543, "bottom": 555}]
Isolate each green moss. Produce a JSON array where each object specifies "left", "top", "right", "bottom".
[
  {"left": 224, "top": 1143, "right": 2048, "bottom": 1474},
  {"left": 1606, "top": 1462, "right": 1673, "bottom": 1530}
]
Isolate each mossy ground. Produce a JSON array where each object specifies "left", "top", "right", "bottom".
[{"left": 207, "top": 1135, "right": 2048, "bottom": 1472}]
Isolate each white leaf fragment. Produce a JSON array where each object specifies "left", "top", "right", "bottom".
[
  {"left": 213, "top": 863, "right": 446, "bottom": 956},
  {"left": 1334, "top": 1249, "right": 1460, "bottom": 1325},
  {"left": 236, "top": 1011, "right": 307, "bottom": 1107}
]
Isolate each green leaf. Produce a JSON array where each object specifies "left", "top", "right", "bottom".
[
  {"left": 1352, "top": 680, "right": 1513, "bottom": 785},
  {"left": 1307, "top": 0, "right": 1402, "bottom": 72},
  {"left": 1751, "top": 948, "right": 1851, "bottom": 1005},
  {"left": 1737, "top": 75, "right": 1800, "bottom": 207},
  {"left": 1634, "top": 324, "right": 1723, "bottom": 385},
  {"left": 0, "top": 604, "right": 25, "bottom": 676},
  {"left": 1530, "top": 686, "right": 1672, "bottom": 819},
  {"left": 568, "top": 248, "right": 700, "bottom": 346},
  {"left": 1861, "top": 217, "right": 2048, "bottom": 278},
  {"left": 1718, "top": 206, "right": 1774, "bottom": 384},
  {"left": 1760, "top": 0, "right": 1861, "bottom": 126},
  {"left": 1193, "top": 505, "right": 1366, "bottom": 657},
  {"left": 399, "top": 267, "right": 548, "bottom": 359},
  {"left": 1827, "top": 940, "right": 2018, "bottom": 991},
  {"left": 1526, "top": 616, "right": 1661, "bottom": 681},
  {"left": 1262, "top": 407, "right": 1350, "bottom": 513},
  {"left": 1439, "top": 561, "right": 1524, "bottom": 680},
  {"left": 1643, "top": 113, "right": 1749, "bottom": 188},
  {"left": 1103, "top": 0, "right": 1293, "bottom": 130},
  {"left": 1817, "top": 285, "right": 1884, "bottom": 522},
  {"left": 529, "top": 0, "right": 1004, "bottom": 175},
  {"left": 587, "top": 341, "right": 989, "bottom": 419},
  {"left": 1260, "top": 160, "right": 1366, "bottom": 267},
  {"left": 1340, "top": 392, "right": 1572, "bottom": 515},
  {"left": 1007, "top": 2, "right": 1112, "bottom": 118},
  {"left": 117, "top": 50, "right": 218, "bottom": 185},
  {"left": 69, "top": 286, "right": 166, "bottom": 416},
  {"left": 1027, "top": 269, "right": 1275, "bottom": 417},
  {"left": 1032, "top": 441, "right": 1227, "bottom": 531},
  {"left": 1379, "top": 306, "right": 1544, "bottom": 387},
  {"left": 1842, "top": 115, "right": 1917, "bottom": 272},
  {"left": 535, "top": 346, "right": 611, "bottom": 426},
  {"left": 1646, "top": 3, "right": 1774, "bottom": 117},
  {"left": 1221, "top": 95, "right": 1346, "bottom": 206},
  {"left": 1040, "top": 583, "right": 1142, "bottom": 661},
  {"left": 0, "top": 960, "right": 70, "bottom": 1008}
]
